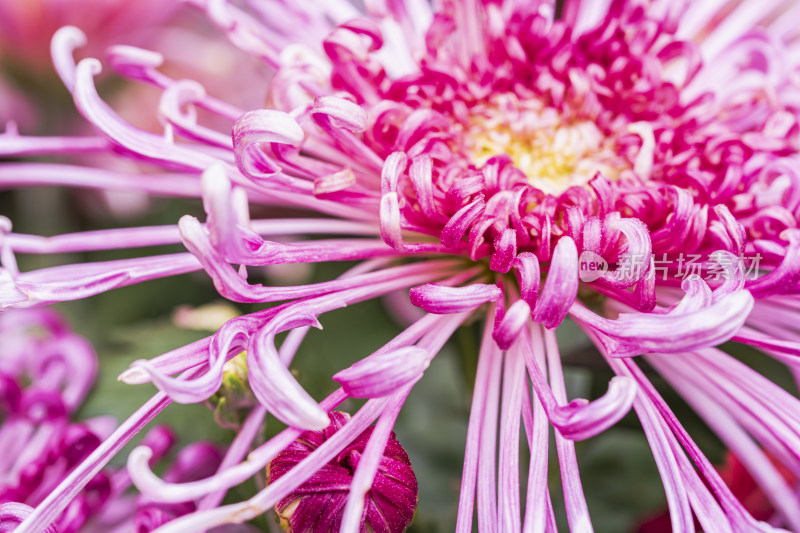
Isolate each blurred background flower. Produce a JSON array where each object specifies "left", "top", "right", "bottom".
[
  {"left": 0, "top": 0, "right": 178, "bottom": 130},
  {"left": 0, "top": 309, "right": 244, "bottom": 532}
]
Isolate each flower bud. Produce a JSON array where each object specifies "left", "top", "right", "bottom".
[
  {"left": 267, "top": 412, "right": 418, "bottom": 533},
  {"left": 206, "top": 353, "right": 258, "bottom": 429}
]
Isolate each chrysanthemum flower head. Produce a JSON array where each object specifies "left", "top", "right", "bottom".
[{"left": 4, "top": 0, "right": 800, "bottom": 531}]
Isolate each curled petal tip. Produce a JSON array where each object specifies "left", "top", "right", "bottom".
[
  {"left": 552, "top": 376, "right": 637, "bottom": 440},
  {"left": 492, "top": 300, "right": 531, "bottom": 350},
  {"left": 77, "top": 57, "right": 103, "bottom": 77},
  {"left": 130, "top": 444, "right": 155, "bottom": 466},
  {"left": 177, "top": 214, "right": 202, "bottom": 235},
  {"left": 297, "top": 406, "right": 331, "bottom": 431},
  {"left": 233, "top": 109, "right": 304, "bottom": 147},
  {"left": 51, "top": 27, "right": 88, "bottom": 93},
  {"left": 533, "top": 237, "right": 578, "bottom": 328},
  {"left": 117, "top": 364, "right": 151, "bottom": 384},
  {"left": 52, "top": 25, "right": 88, "bottom": 50},
  {"left": 780, "top": 228, "right": 800, "bottom": 243},
  {"left": 232, "top": 110, "right": 305, "bottom": 179},
  {"left": 312, "top": 95, "right": 367, "bottom": 132}
]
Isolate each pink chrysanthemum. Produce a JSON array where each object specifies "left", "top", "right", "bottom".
[{"left": 3, "top": 0, "right": 800, "bottom": 531}]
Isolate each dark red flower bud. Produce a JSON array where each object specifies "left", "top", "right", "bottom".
[{"left": 268, "top": 412, "right": 418, "bottom": 533}]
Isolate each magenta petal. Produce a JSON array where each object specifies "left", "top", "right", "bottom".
[
  {"left": 492, "top": 300, "right": 531, "bottom": 350},
  {"left": 380, "top": 152, "right": 407, "bottom": 195},
  {"left": 312, "top": 96, "right": 368, "bottom": 133},
  {"left": 248, "top": 315, "right": 330, "bottom": 431},
  {"left": 333, "top": 347, "right": 429, "bottom": 398},
  {"left": 409, "top": 154, "right": 444, "bottom": 223},
  {"left": 0, "top": 503, "right": 58, "bottom": 533},
  {"left": 50, "top": 26, "right": 86, "bottom": 92},
  {"left": 572, "top": 289, "right": 754, "bottom": 358},
  {"left": 232, "top": 109, "right": 304, "bottom": 179},
  {"left": 512, "top": 252, "right": 540, "bottom": 309},
  {"left": 379, "top": 192, "right": 404, "bottom": 250},
  {"left": 440, "top": 198, "right": 485, "bottom": 249},
  {"left": 600, "top": 217, "right": 652, "bottom": 288},
  {"left": 533, "top": 237, "right": 578, "bottom": 328},
  {"left": 709, "top": 250, "right": 746, "bottom": 300},
  {"left": 268, "top": 408, "right": 417, "bottom": 533},
  {"left": 410, "top": 283, "right": 501, "bottom": 314},
  {"left": 746, "top": 230, "right": 800, "bottom": 297},
  {"left": 2, "top": 254, "right": 200, "bottom": 310},
  {"left": 549, "top": 376, "right": 638, "bottom": 440},
  {"left": 489, "top": 229, "right": 517, "bottom": 274}
]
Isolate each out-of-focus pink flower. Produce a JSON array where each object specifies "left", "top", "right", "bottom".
[
  {"left": 0, "top": 0, "right": 178, "bottom": 131},
  {"left": 0, "top": 0, "right": 176, "bottom": 69},
  {"left": 3, "top": 0, "right": 800, "bottom": 531},
  {"left": 0, "top": 309, "right": 108, "bottom": 533},
  {"left": 0, "top": 309, "right": 238, "bottom": 533}
]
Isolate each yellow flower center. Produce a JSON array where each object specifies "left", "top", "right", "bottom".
[{"left": 466, "top": 95, "right": 627, "bottom": 195}]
